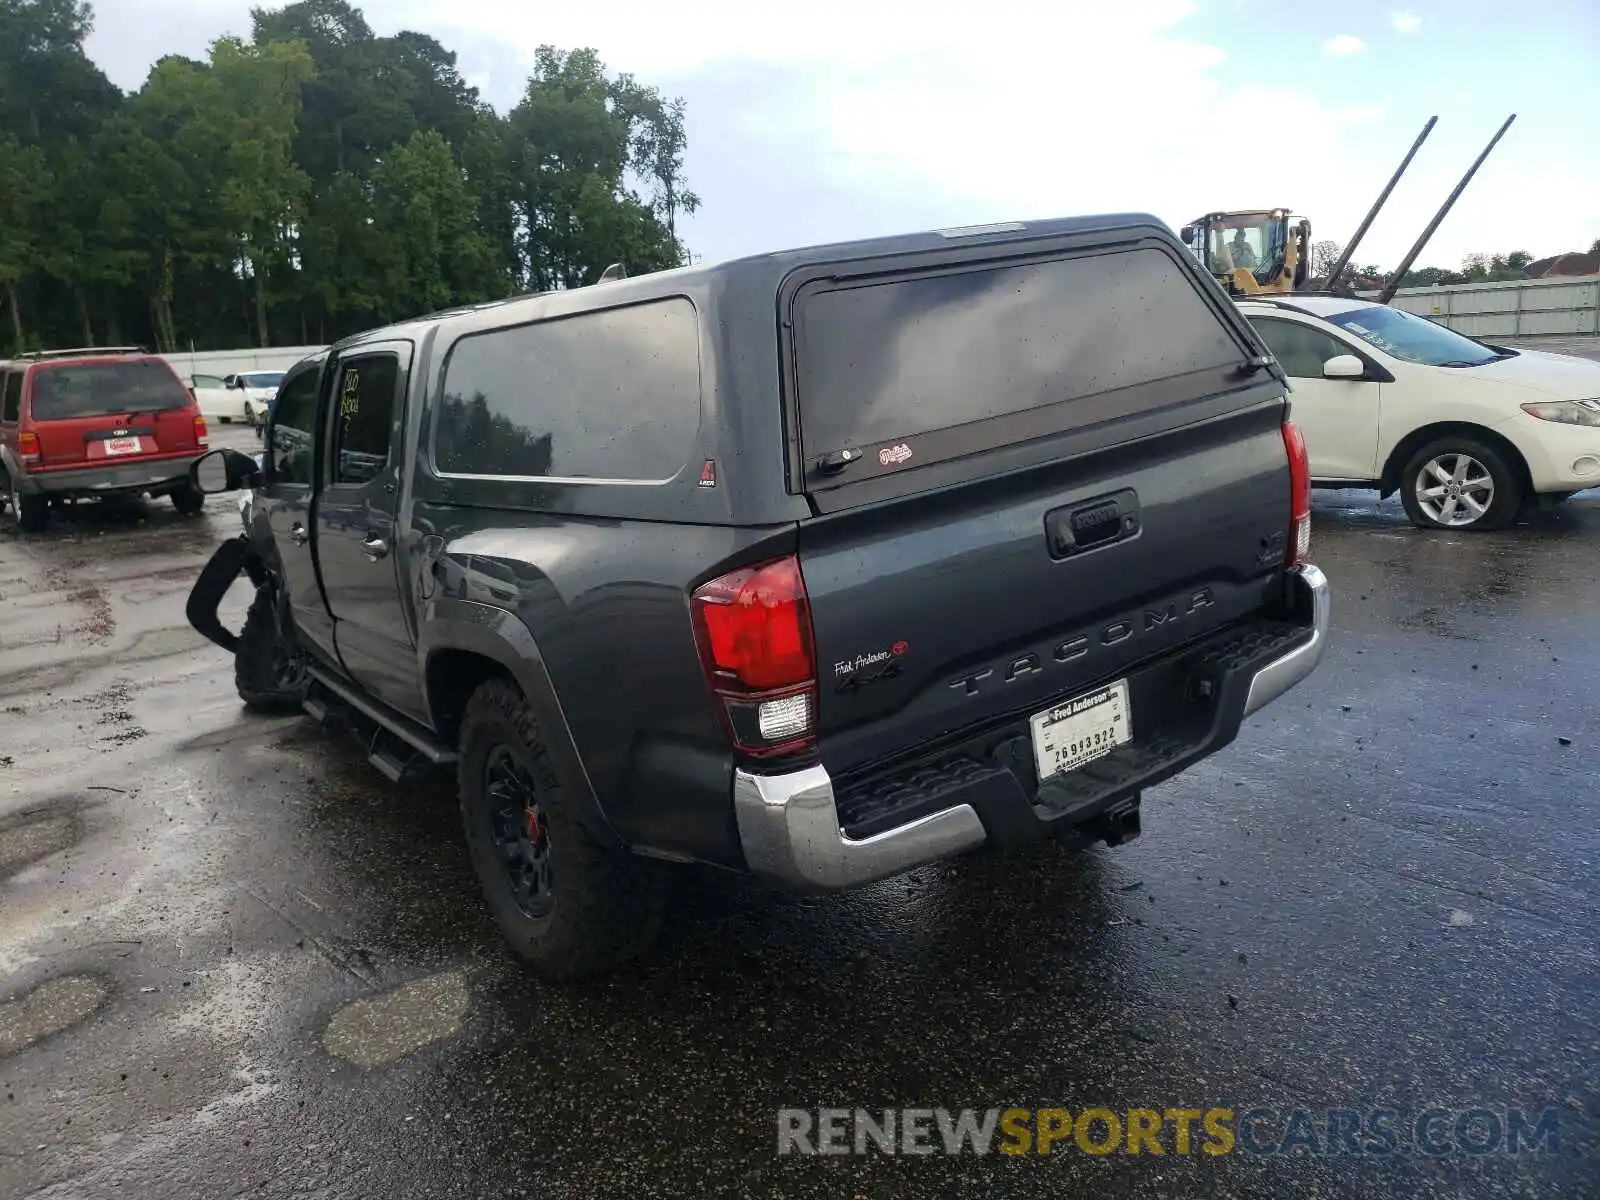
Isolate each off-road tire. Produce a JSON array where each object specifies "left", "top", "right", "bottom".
[
  {"left": 457, "top": 678, "right": 665, "bottom": 981},
  {"left": 171, "top": 483, "right": 206, "bottom": 515},
  {"left": 1399, "top": 436, "right": 1521, "bottom": 531},
  {"left": 235, "top": 585, "right": 308, "bottom": 711}
]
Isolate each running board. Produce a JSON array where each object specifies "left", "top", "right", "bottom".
[
  {"left": 305, "top": 666, "right": 457, "bottom": 765},
  {"left": 368, "top": 744, "right": 413, "bottom": 782}
]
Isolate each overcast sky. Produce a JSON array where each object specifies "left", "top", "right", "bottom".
[{"left": 84, "top": 0, "right": 1600, "bottom": 271}]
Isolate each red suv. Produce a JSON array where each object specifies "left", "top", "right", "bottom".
[{"left": 1, "top": 347, "right": 210, "bottom": 532}]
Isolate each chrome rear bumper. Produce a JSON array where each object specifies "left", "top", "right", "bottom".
[{"left": 734, "top": 563, "right": 1330, "bottom": 891}]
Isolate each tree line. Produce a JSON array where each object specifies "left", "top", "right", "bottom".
[
  {"left": 0, "top": 0, "right": 698, "bottom": 355},
  {"left": 1311, "top": 239, "right": 1600, "bottom": 291}
]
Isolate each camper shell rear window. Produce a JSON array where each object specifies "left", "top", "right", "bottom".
[{"left": 787, "top": 244, "right": 1252, "bottom": 488}]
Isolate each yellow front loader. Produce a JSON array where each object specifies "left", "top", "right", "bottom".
[{"left": 1180, "top": 209, "right": 1312, "bottom": 296}]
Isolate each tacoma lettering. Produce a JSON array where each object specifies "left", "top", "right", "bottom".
[{"left": 949, "top": 588, "right": 1222, "bottom": 698}]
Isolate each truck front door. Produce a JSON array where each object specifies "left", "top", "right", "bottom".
[
  {"left": 315, "top": 342, "right": 423, "bottom": 720},
  {"left": 257, "top": 360, "right": 335, "bottom": 661}
]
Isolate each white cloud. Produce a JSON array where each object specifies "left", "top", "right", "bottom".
[
  {"left": 1324, "top": 34, "right": 1366, "bottom": 56},
  {"left": 1389, "top": 10, "right": 1423, "bottom": 34}
]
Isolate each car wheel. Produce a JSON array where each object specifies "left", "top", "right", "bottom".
[
  {"left": 234, "top": 585, "right": 309, "bottom": 711},
  {"left": 171, "top": 483, "right": 206, "bottom": 515},
  {"left": 9, "top": 480, "right": 47, "bottom": 533},
  {"left": 1399, "top": 437, "right": 1521, "bottom": 531},
  {"left": 457, "top": 678, "right": 665, "bottom": 981}
]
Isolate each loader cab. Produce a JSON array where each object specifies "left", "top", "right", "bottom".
[{"left": 1182, "top": 210, "right": 1311, "bottom": 296}]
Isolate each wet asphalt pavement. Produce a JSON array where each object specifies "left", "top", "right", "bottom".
[{"left": 2, "top": 424, "right": 1598, "bottom": 1199}]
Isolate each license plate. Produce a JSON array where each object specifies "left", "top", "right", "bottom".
[
  {"left": 104, "top": 436, "right": 142, "bottom": 456},
  {"left": 1030, "top": 680, "right": 1133, "bottom": 782}
]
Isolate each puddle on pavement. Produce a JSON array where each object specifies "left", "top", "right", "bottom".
[
  {"left": 323, "top": 970, "right": 469, "bottom": 1069},
  {"left": 0, "top": 814, "right": 78, "bottom": 878},
  {"left": 0, "top": 974, "right": 110, "bottom": 1057}
]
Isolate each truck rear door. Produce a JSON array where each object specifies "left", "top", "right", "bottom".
[
  {"left": 314, "top": 342, "right": 423, "bottom": 720},
  {"left": 785, "top": 234, "right": 1296, "bottom": 780}
]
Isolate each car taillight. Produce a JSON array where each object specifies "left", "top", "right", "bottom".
[
  {"left": 194, "top": 415, "right": 209, "bottom": 448},
  {"left": 17, "top": 431, "right": 40, "bottom": 466},
  {"left": 1282, "top": 418, "right": 1311, "bottom": 567},
  {"left": 690, "top": 554, "right": 818, "bottom": 757}
]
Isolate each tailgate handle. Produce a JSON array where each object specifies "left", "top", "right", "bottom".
[{"left": 1045, "top": 489, "right": 1140, "bottom": 559}]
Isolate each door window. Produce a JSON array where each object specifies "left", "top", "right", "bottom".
[
  {"left": 1251, "top": 318, "right": 1355, "bottom": 379},
  {"left": 329, "top": 355, "right": 400, "bottom": 486},
  {"left": 267, "top": 367, "right": 322, "bottom": 485},
  {"left": 2, "top": 370, "right": 20, "bottom": 422}
]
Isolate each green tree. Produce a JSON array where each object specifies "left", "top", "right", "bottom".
[
  {"left": 208, "top": 36, "right": 316, "bottom": 343},
  {"left": 1460, "top": 251, "right": 1533, "bottom": 283},
  {"left": 1310, "top": 239, "right": 1343, "bottom": 280},
  {"left": 0, "top": 135, "right": 48, "bottom": 346},
  {"left": 0, "top": 0, "right": 117, "bottom": 143},
  {"left": 38, "top": 136, "right": 143, "bottom": 343},
  {"left": 508, "top": 46, "right": 690, "bottom": 290},
  {"left": 370, "top": 128, "right": 502, "bottom": 319},
  {"left": 2, "top": 0, "right": 698, "bottom": 352}
]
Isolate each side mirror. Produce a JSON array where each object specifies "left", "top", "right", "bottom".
[
  {"left": 1323, "top": 354, "right": 1366, "bottom": 380},
  {"left": 190, "top": 447, "right": 261, "bottom": 494}
]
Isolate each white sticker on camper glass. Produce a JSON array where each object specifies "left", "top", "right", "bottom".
[{"left": 878, "top": 443, "right": 913, "bottom": 467}]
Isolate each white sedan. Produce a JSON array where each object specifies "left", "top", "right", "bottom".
[
  {"left": 1238, "top": 296, "right": 1600, "bottom": 530},
  {"left": 224, "top": 371, "right": 286, "bottom": 430},
  {"left": 189, "top": 373, "right": 251, "bottom": 425}
]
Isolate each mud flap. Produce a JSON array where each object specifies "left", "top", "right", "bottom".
[{"left": 186, "top": 536, "right": 255, "bottom": 654}]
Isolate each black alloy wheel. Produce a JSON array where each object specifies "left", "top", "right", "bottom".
[{"left": 484, "top": 744, "right": 554, "bottom": 919}]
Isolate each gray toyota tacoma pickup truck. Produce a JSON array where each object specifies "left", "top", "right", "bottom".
[{"left": 185, "top": 214, "right": 1330, "bottom": 979}]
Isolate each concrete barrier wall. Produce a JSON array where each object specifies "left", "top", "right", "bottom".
[
  {"left": 1358, "top": 275, "right": 1600, "bottom": 339},
  {"left": 160, "top": 345, "right": 327, "bottom": 382}
]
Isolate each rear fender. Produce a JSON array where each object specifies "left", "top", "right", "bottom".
[{"left": 418, "top": 598, "right": 619, "bottom": 848}]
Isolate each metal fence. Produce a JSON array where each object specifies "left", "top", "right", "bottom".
[{"left": 1357, "top": 275, "right": 1600, "bottom": 339}]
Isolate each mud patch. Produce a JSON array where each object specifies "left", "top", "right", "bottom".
[
  {"left": 68, "top": 680, "right": 149, "bottom": 747},
  {"left": 323, "top": 971, "right": 469, "bottom": 1069},
  {"left": 0, "top": 813, "right": 79, "bottom": 878},
  {"left": 0, "top": 974, "right": 110, "bottom": 1058},
  {"left": 44, "top": 568, "right": 116, "bottom": 644},
  {"left": 74, "top": 681, "right": 134, "bottom": 711},
  {"left": 99, "top": 727, "right": 148, "bottom": 746}
]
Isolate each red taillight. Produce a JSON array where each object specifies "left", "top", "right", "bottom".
[
  {"left": 194, "top": 415, "right": 209, "bottom": 448},
  {"left": 1282, "top": 418, "right": 1311, "bottom": 567},
  {"left": 17, "top": 431, "right": 40, "bottom": 466},
  {"left": 690, "top": 554, "right": 818, "bottom": 756}
]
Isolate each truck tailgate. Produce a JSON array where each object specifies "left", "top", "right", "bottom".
[
  {"left": 780, "top": 234, "right": 1296, "bottom": 782},
  {"left": 800, "top": 401, "right": 1289, "bottom": 777}
]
